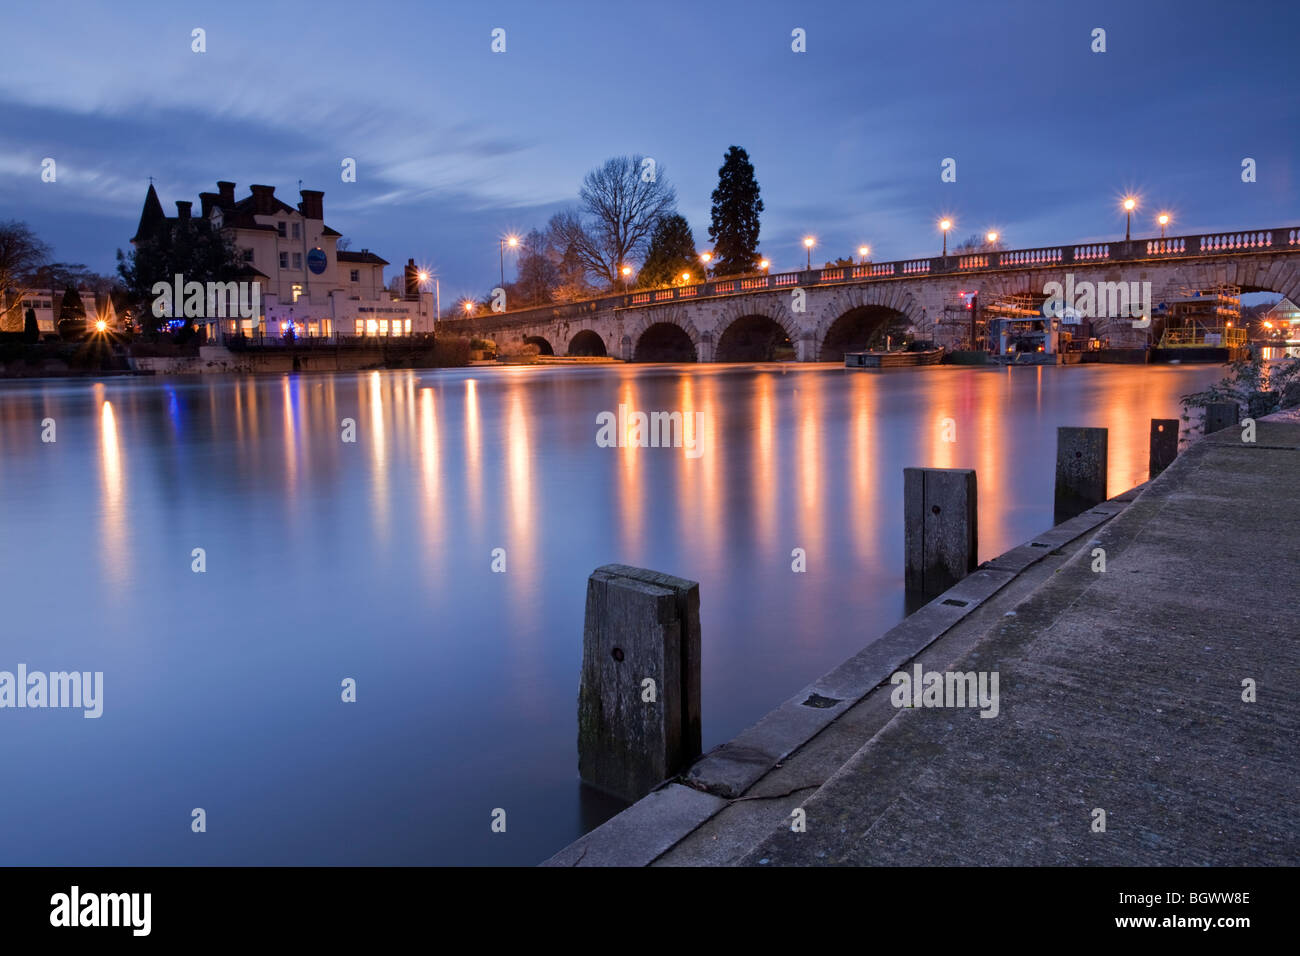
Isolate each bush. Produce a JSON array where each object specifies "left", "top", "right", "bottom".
[
  {"left": 431, "top": 336, "right": 472, "bottom": 367},
  {"left": 1181, "top": 352, "right": 1300, "bottom": 435}
]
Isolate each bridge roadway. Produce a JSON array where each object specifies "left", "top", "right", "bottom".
[{"left": 439, "top": 226, "right": 1300, "bottom": 361}]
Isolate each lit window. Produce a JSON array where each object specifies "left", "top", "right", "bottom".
[
  {"left": 291, "top": 284, "right": 303, "bottom": 303},
  {"left": 379, "top": 320, "right": 389, "bottom": 335},
  {"left": 404, "top": 319, "right": 412, "bottom": 334},
  {"left": 277, "top": 222, "right": 286, "bottom": 237},
  {"left": 279, "top": 252, "right": 288, "bottom": 269},
  {"left": 355, "top": 319, "right": 365, "bottom": 335},
  {"left": 366, "top": 319, "right": 378, "bottom": 335}
]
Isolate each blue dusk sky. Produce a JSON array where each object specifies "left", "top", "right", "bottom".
[{"left": 0, "top": 0, "right": 1296, "bottom": 304}]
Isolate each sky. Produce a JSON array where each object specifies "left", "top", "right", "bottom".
[{"left": 1, "top": 0, "right": 1297, "bottom": 306}]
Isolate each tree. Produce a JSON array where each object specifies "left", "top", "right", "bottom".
[
  {"left": 23, "top": 307, "right": 39, "bottom": 343},
  {"left": 952, "top": 233, "right": 1005, "bottom": 254},
  {"left": 638, "top": 214, "right": 701, "bottom": 288},
  {"left": 548, "top": 155, "right": 677, "bottom": 288},
  {"left": 117, "top": 216, "right": 241, "bottom": 334},
  {"left": 57, "top": 285, "right": 86, "bottom": 340},
  {"left": 0, "top": 220, "right": 52, "bottom": 332},
  {"left": 708, "top": 146, "right": 764, "bottom": 276},
  {"left": 512, "top": 229, "right": 560, "bottom": 307}
]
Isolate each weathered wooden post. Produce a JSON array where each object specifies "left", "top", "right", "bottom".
[
  {"left": 1055, "top": 426, "right": 1108, "bottom": 523},
  {"left": 578, "top": 565, "right": 701, "bottom": 803},
  {"left": 1149, "top": 419, "right": 1179, "bottom": 478},
  {"left": 1204, "top": 402, "right": 1240, "bottom": 435},
  {"left": 904, "top": 467, "right": 977, "bottom": 597}
]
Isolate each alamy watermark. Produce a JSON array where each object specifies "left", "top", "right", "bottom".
[
  {"left": 890, "top": 664, "right": 999, "bottom": 718},
  {"left": 596, "top": 404, "right": 705, "bottom": 458},
  {"left": 152, "top": 274, "right": 260, "bottom": 322},
  {"left": 1042, "top": 273, "right": 1152, "bottom": 328},
  {"left": 0, "top": 665, "right": 103, "bottom": 718}
]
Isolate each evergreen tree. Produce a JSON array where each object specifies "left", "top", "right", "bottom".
[
  {"left": 638, "top": 214, "right": 701, "bottom": 288},
  {"left": 57, "top": 285, "right": 86, "bottom": 340},
  {"left": 116, "top": 216, "right": 240, "bottom": 335},
  {"left": 23, "top": 307, "right": 39, "bottom": 343},
  {"left": 708, "top": 146, "right": 764, "bottom": 276}
]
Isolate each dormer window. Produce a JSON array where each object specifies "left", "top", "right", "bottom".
[
  {"left": 210, "top": 207, "right": 224, "bottom": 230},
  {"left": 277, "top": 221, "right": 287, "bottom": 237}
]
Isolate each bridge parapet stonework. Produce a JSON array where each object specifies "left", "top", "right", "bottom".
[{"left": 437, "top": 229, "right": 1300, "bottom": 361}]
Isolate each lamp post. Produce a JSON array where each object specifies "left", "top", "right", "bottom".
[
  {"left": 759, "top": 259, "right": 770, "bottom": 272},
  {"left": 620, "top": 264, "right": 633, "bottom": 291},
  {"left": 858, "top": 245, "right": 870, "bottom": 264},
  {"left": 803, "top": 236, "right": 815, "bottom": 270},
  {"left": 700, "top": 250, "right": 712, "bottom": 280},
  {"left": 1158, "top": 213, "right": 1169, "bottom": 238},
  {"left": 499, "top": 235, "right": 519, "bottom": 289},
  {"left": 940, "top": 219, "right": 952, "bottom": 256},
  {"left": 417, "top": 270, "right": 439, "bottom": 333},
  {"left": 986, "top": 231, "right": 998, "bottom": 246},
  {"left": 1123, "top": 198, "right": 1136, "bottom": 241}
]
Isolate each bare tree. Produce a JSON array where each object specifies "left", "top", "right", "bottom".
[
  {"left": 549, "top": 155, "right": 676, "bottom": 288},
  {"left": 0, "top": 220, "right": 52, "bottom": 331}
]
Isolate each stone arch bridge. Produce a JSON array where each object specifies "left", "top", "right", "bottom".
[{"left": 439, "top": 227, "right": 1300, "bottom": 361}]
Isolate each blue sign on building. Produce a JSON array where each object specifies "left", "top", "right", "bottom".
[{"left": 307, "top": 248, "right": 327, "bottom": 275}]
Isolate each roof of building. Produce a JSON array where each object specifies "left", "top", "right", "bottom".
[
  {"left": 1264, "top": 296, "right": 1297, "bottom": 316},
  {"left": 337, "top": 250, "right": 390, "bottom": 266},
  {"left": 132, "top": 184, "right": 168, "bottom": 242}
]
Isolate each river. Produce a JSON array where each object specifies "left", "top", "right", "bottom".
[{"left": 0, "top": 361, "right": 1226, "bottom": 864}]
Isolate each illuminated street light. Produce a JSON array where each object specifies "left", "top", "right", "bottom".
[
  {"left": 1122, "top": 197, "right": 1137, "bottom": 241},
  {"left": 858, "top": 245, "right": 870, "bottom": 263},
  {"left": 759, "top": 259, "right": 770, "bottom": 271},
  {"left": 986, "top": 231, "right": 999, "bottom": 245},
  {"left": 1158, "top": 213, "right": 1170, "bottom": 238},
  {"left": 803, "top": 236, "right": 815, "bottom": 270},
  {"left": 499, "top": 234, "right": 519, "bottom": 288},
  {"left": 463, "top": 300, "right": 475, "bottom": 316},
  {"left": 940, "top": 219, "right": 952, "bottom": 256},
  {"left": 417, "top": 269, "right": 440, "bottom": 328},
  {"left": 95, "top": 319, "right": 107, "bottom": 333},
  {"left": 681, "top": 272, "right": 692, "bottom": 283}
]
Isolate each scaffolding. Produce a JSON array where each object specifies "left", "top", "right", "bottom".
[{"left": 1156, "top": 284, "right": 1245, "bottom": 348}]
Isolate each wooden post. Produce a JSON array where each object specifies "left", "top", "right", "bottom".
[
  {"left": 578, "top": 565, "right": 701, "bottom": 802},
  {"left": 1149, "top": 419, "right": 1179, "bottom": 478},
  {"left": 1055, "top": 427, "right": 1108, "bottom": 523},
  {"left": 1204, "top": 402, "right": 1239, "bottom": 435},
  {"left": 904, "top": 467, "right": 977, "bottom": 596}
]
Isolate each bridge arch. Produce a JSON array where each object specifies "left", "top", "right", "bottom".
[
  {"left": 815, "top": 286, "right": 924, "bottom": 360},
  {"left": 566, "top": 329, "right": 607, "bottom": 356},
  {"left": 713, "top": 299, "right": 801, "bottom": 362},
  {"left": 627, "top": 308, "right": 701, "bottom": 362},
  {"left": 523, "top": 335, "right": 554, "bottom": 355}
]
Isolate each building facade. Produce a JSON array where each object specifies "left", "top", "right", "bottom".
[{"left": 132, "top": 180, "right": 433, "bottom": 342}]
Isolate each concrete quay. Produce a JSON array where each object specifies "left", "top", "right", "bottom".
[{"left": 544, "top": 422, "right": 1300, "bottom": 867}]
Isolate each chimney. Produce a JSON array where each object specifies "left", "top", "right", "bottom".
[
  {"left": 298, "top": 189, "right": 324, "bottom": 221},
  {"left": 404, "top": 259, "right": 419, "bottom": 300},
  {"left": 249, "top": 184, "right": 276, "bottom": 215},
  {"left": 176, "top": 201, "right": 192, "bottom": 220},
  {"left": 198, "top": 192, "right": 220, "bottom": 218},
  {"left": 217, "top": 181, "right": 235, "bottom": 206}
]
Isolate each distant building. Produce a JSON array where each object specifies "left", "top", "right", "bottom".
[
  {"left": 131, "top": 180, "right": 433, "bottom": 342},
  {"left": 1263, "top": 297, "right": 1300, "bottom": 342},
  {"left": 1, "top": 287, "right": 119, "bottom": 336}
]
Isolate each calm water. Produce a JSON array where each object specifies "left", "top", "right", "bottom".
[{"left": 0, "top": 362, "right": 1224, "bottom": 865}]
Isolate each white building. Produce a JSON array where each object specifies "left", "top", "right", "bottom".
[{"left": 133, "top": 180, "right": 434, "bottom": 342}]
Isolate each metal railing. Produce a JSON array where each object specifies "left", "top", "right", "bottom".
[{"left": 440, "top": 226, "right": 1300, "bottom": 333}]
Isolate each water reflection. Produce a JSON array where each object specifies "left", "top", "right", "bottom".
[{"left": 0, "top": 362, "right": 1230, "bottom": 868}]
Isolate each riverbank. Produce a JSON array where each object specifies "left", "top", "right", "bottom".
[{"left": 545, "top": 421, "right": 1300, "bottom": 866}]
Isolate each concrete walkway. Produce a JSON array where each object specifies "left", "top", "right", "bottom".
[{"left": 739, "top": 422, "right": 1300, "bottom": 866}]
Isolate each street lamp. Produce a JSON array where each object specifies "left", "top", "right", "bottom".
[
  {"left": 680, "top": 271, "right": 692, "bottom": 284},
  {"left": 499, "top": 235, "right": 519, "bottom": 288},
  {"left": 417, "top": 269, "right": 439, "bottom": 331},
  {"left": 1158, "top": 213, "right": 1170, "bottom": 238},
  {"left": 803, "top": 236, "right": 815, "bottom": 270},
  {"left": 1122, "top": 197, "right": 1136, "bottom": 241},
  {"left": 986, "top": 231, "right": 999, "bottom": 245},
  {"left": 463, "top": 300, "right": 475, "bottom": 316},
  {"left": 940, "top": 219, "right": 952, "bottom": 256},
  {"left": 700, "top": 250, "right": 712, "bottom": 279},
  {"left": 858, "top": 245, "right": 870, "bottom": 263},
  {"left": 620, "top": 264, "right": 633, "bottom": 289},
  {"left": 759, "top": 259, "right": 770, "bottom": 271}
]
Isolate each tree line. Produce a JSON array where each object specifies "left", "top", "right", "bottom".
[{"left": 487, "top": 145, "right": 765, "bottom": 310}]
